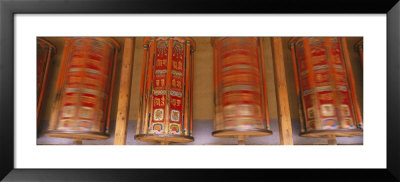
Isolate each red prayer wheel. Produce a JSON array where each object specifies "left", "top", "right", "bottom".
[
  {"left": 37, "top": 38, "right": 56, "bottom": 124},
  {"left": 46, "top": 37, "right": 120, "bottom": 140},
  {"left": 135, "top": 37, "right": 195, "bottom": 144},
  {"left": 211, "top": 37, "right": 272, "bottom": 141},
  {"left": 289, "top": 37, "right": 363, "bottom": 139}
]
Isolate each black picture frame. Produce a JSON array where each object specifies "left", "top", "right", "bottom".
[{"left": 1, "top": 0, "right": 399, "bottom": 181}]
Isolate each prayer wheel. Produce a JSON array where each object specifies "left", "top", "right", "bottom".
[
  {"left": 46, "top": 37, "right": 120, "bottom": 140},
  {"left": 37, "top": 38, "right": 56, "bottom": 124},
  {"left": 355, "top": 39, "right": 363, "bottom": 66},
  {"left": 135, "top": 37, "right": 195, "bottom": 144},
  {"left": 289, "top": 37, "right": 363, "bottom": 140},
  {"left": 211, "top": 37, "right": 272, "bottom": 143}
]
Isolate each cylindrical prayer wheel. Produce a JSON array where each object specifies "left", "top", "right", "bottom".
[
  {"left": 37, "top": 38, "right": 56, "bottom": 124},
  {"left": 355, "top": 39, "right": 363, "bottom": 66},
  {"left": 211, "top": 37, "right": 272, "bottom": 141},
  {"left": 46, "top": 38, "right": 120, "bottom": 140},
  {"left": 135, "top": 37, "right": 195, "bottom": 144},
  {"left": 289, "top": 37, "right": 363, "bottom": 139}
]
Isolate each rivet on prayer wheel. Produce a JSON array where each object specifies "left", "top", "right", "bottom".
[
  {"left": 37, "top": 38, "right": 56, "bottom": 125},
  {"left": 135, "top": 37, "right": 195, "bottom": 145},
  {"left": 289, "top": 37, "right": 363, "bottom": 141},
  {"left": 211, "top": 37, "right": 272, "bottom": 144},
  {"left": 46, "top": 37, "right": 120, "bottom": 141}
]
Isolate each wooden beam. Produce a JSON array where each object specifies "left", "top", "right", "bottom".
[
  {"left": 271, "top": 37, "right": 294, "bottom": 145},
  {"left": 114, "top": 38, "right": 135, "bottom": 145}
]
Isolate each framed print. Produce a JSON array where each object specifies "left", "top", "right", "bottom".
[{"left": 1, "top": 0, "right": 400, "bottom": 181}]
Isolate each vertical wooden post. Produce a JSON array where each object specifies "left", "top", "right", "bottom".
[
  {"left": 114, "top": 38, "right": 135, "bottom": 145},
  {"left": 341, "top": 37, "right": 363, "bottom": 127},
  {"left": 271, "top": 37, "right": 294, "bottom": 145},
  {"left": 184, "top": 40, "right": 191, "bottom": 136},
  {"left": 137, "top": 39, "right": 150, "bottom": 135},
  {"left": 327, "top": 135, "right": 337, "bottom": 145},
  {"left": 237, "top": 136, "right": 246, "bottom": 145},
  {"left": 73, "top": 139, "right": 83, "bottom": 145}
]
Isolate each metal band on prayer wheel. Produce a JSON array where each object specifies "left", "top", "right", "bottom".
[
  {"left": 135, "top": 37, "right": 195, "bottom": 144},
  {"left": 289, "top": 37, "right": 363, "bottom": 138},
  {"left": 37, "top": 38, "right": 56, "bottom": 124},
  {"left": 46, "top": 38, "right": 120, "bottom": 140},
  {"left": 211, "top": 37, "right": 272, "bottom": 139}
]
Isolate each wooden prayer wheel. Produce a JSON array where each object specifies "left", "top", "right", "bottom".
[
  {"left": 37, "top": 38, "right": 56, "bottom": 124},
  {"left": 289, "top": 37, "right": 363, "bottom": 140},
  {"left": 354, "top": 39, "right": 363, "bottom": 66},
  {"left": 211, "top": 37, "right": 272, "bottom": 143},
  {"left": 135, "top": 37, "right": 195, "bottom": 144},
  {"left": 46, "top": 37, "right": 120, "bottom": 140}
]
